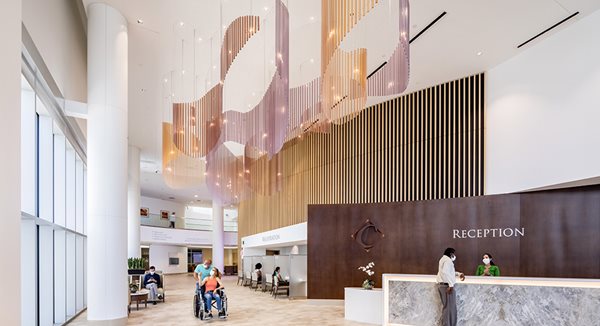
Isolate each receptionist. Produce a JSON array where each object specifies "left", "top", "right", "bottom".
[{"left": 475, "top": 252, "right": 500, "bottom": 276}]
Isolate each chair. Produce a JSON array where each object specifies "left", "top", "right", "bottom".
[
  {"left": 263, "top": 275, "right": 273, "bottom": 293},
  {"left": 242, "top": 271, "right": 252, "bottom": 287},
  {"left": 250, "top": 271, "right": 263, "bottom": 291},
  {"left": 272, "top": 276, "right": 289, "bottom": 299},
  {"left": 139, "top": 272, "right": 166, "bottom": 302},
  {"left": 237, "top": 272, "right": 244, "bottom": 286}
]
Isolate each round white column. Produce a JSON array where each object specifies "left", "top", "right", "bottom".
[
  {"left": 87, "top": 3, "right": 128, "bottom": 324},
  {"left": 127, "top": 146, "right": 141, "bottom": 258},
  {"left": 0, "top": 0, "right": 21, "bottom": 323},
  {"left": 212, "top": 201, "right": 225, "bottom": 272}
]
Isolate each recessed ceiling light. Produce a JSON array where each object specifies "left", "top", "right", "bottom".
[
  {"left": 182, "top": 70, "right": 185, "bottom": 74},
  {"left": 198, "top": 37, "right": 202, "bottom": 41},
  {"left": 213, "top": 65, "right": 216, "bottom": 69},
  {"left": 310, "top": 58, "right": 314, "bottom": 63},
  {"left": 164, "top": 78, "right": 168, "bottom": 83},
  {"left": 137, "top": 19, "right": 144, "bottom": 24},
  {"left": 309, "top": 16, "right": 315, "bottom": 21},
  {"left": 179, "top": 21, "right": 184, "bottom": 26},
  {"left": 194, "top": 195, "right": 198, "bottom": 198},
  {"left": 477, "top": 51, "right": 483, "bottom": 56},
  {"left": 264, "top": 6, "right": 269, "bottom": 11}
]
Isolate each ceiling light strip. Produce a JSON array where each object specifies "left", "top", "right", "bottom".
[{"left": 517, "top": 11, "right": 579, "bottom": 49}]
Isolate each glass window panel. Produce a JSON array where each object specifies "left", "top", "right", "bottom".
[
  {"left": 39, "top": 115, "right": 54, "bottom": 221},
  {"left": 76, "top": 235, "right": 84, "bottom": 311},
  {"left": 66, "top": 146, "right": 76, "bottom": 230},
  {"left": 76, "top": 158, "right": 84, "bottom": 233},
  {"left": 21, "top": 219, "right": 37, "bottom": 325},
  {"left": 39, "top": 225, "right": 54, "bottom": 325},
  {"left": 20, "top": 76, "right": 36, "bottom": 216},
  {"left": 54, "top": 230, "right": 66, "bottom": 324},
  {"left": 66, "top": 233, "right": 76, "bottom": 317},
  {"left": 54, "top": 134, "right": 67, "bottom": 227}
]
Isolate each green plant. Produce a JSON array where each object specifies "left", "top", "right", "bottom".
[
  {"left": 129, "top": 282, "right": 139, "bottom": 293},
  {"left": 128, "top": 257, "right": 146, "bottom": 269}
]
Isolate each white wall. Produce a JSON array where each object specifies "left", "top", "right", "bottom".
[
  {"left": 242, "top": 222, "right": 307, "bottom": 249},
  {"left": 140, "top": 225, "right": 238, "bottom": 247},
  {"left": 0, "top": 0, "right": 22, "bottom": 323},
  {"left": 486, "top": 10, "right": 600, "bottom": 194},
  {"left": 22, "top": 0, "right": 87, "bottom": 102},
  {"left": 149, "top": 244, "right": 188, "bottom": 274},
  {"left": 141, "top": 196, "right": 186, "bottom": 228}
]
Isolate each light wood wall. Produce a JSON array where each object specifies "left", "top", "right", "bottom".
[{"left": 239, "top": 73, "right": 485, "bottom": 239}]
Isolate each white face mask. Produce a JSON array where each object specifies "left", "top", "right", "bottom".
[
  {"left": 483, "top": 258, "right": 491, "bottom": 265},
  {"left": 210, "top": 271, "right": 215, "bottom": 276},
  {"left": 451, "top": 255, "right": 456, "bottom": 262},
  {"left": 150, "top": 271, "right": 155, "bottom": 275}
]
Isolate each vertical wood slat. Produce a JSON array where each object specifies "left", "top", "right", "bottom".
[{"left": 238, "top": 74, "right": 485, "bottom": 239}]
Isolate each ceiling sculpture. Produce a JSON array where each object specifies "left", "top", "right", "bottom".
[{"left": 163, "top": 0, "right": 410, "bottom": 205}]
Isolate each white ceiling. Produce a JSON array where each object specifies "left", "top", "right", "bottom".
[{"left": 81, "top": 0, "right": 600, "bottom": 204}]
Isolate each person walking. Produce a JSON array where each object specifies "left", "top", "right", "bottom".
[
  {"left": 436, "top": 248, "right": 465, "bottom": 326},
  {"left": 168, "top": 212, "right": 176, "bottom": 228}
]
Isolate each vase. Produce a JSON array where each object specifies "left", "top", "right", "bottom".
[{"left": 362, "top": 279, "right": 374, "bottom": 290}]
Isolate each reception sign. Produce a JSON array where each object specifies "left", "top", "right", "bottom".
[{"left": 307, "top": 185, "right": 600, "bottom": 299}]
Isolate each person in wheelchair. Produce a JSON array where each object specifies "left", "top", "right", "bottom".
[
  {"left": 194, "top": 259, "right": 213, "bottom": 311},
  {"left": 200, "top": 267, "right": 226, "bottom": 319}
]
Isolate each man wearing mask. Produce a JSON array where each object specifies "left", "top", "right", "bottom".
[
  {"left": 436, "top": 248, "right": 465, "bottom": 326},
  {"left": 143, "top": 266, "right": 162, "bottom": 305},
  {"left": 194, "top": 259, "right": 213, "bottom": 312}
]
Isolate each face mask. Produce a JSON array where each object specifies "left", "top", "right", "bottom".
[
  {"left": 210, "top": 271, "right": 215, "bottom": 276},
  {"left": 483, "top": 258, "right": 491, "bottom": 265},
  {"left": 150, "top": 271, "right": 155, "bottom": 275},
  {"left": 451, "top": 255, "right": 456, "bottom": 262}
]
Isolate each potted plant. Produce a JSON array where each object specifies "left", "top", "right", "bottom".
[
  {"left": 358, "top": 262, "right": 375, "bottom": 290},
  {"left": 129, "top": 282, "right": 139, "bottom": 293},
  {"left": 128, "top": 257, "right": 147, "bottom": 275}
]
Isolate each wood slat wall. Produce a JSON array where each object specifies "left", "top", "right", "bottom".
[{"left": 238, "top": 73, "right": 485, "bottom": 239}]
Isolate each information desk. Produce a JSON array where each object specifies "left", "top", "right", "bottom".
[
  {"left": 344, "top": 287, "right": 383, "bottom": 325},
  {"left": 383, "top": 274, "right": 600, "bottom": 326}
]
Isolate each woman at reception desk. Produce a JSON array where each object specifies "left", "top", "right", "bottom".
[{"left": 475, "top": 253, "right": 500, "bottom": 276}]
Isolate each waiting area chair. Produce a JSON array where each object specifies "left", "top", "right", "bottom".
[{"left": 272, "top": 276, "right": 289, "bottom": 299}]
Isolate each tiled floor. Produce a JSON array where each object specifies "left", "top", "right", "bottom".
[{"left": 70, "top": 274, "right": 369, "bottom": 325}]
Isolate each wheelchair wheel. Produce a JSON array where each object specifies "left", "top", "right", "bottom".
[{"left": 193, "top": 294, "right": 200, "bottom": 318}]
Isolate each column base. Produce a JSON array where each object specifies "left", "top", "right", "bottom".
[{"left": 86, "top": 317, "right": 128, "bottom": 326}]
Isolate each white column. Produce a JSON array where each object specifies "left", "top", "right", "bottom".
[
  {"left": 212, "top": 201, "right": 225, "bottom": 272},
  {"left": 0, "top": 0, "right": 21, "bottom": 324},
  {"left": 127, "top": 146, "right": 141, "bottom": 258},
  {"left": 87, "top": 3, "right": 128, "bottom": 324}
]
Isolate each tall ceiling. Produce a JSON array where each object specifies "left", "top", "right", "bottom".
[{"left": 82, "top": 0, "right": 600, "bottom": 204}]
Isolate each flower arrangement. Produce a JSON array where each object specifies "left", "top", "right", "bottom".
[{"left": 358, "top": 262, "right": 375, "bottom": 290}]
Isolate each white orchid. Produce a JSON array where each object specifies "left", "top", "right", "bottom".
[{"left": 358, "top": 262, "right": 375, "bottom": 277}]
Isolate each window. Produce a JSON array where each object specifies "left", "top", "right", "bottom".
[{"left": 20, "top": 71, "right": 88, "bottom": 325}]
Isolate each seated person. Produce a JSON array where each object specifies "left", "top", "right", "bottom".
[
  {"left": 272, "top": 266, "right": 288, "bottom": 286},
  {"left": 475, "top": 252, "right": 500, "bottom": 276},
  {"left": 143, "top": 266, "right": 161, "bottom": 305},
  {"left": 200, "top": 267, "right": 225, "bottom": 319},
  {"left": 254, "top": 263, "right": 263, "bottom": 284}
]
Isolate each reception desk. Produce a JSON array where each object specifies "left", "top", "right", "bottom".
[{"left": 383, "top": 274, "right": 600, "bottom": 326}]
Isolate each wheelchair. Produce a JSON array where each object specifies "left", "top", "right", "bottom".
[{"left": 194, "top": 285, "right": 228, "bottom": 320}]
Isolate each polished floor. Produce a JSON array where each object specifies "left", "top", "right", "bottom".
[{"left": 70, "top": 274, "right": 368, "bottom": 325}]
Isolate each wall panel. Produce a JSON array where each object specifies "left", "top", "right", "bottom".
[{"left": 239, "top": 74, "right": 485, "bottom": 241}]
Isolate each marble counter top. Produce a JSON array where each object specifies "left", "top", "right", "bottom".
[{"left": 383, "top": 274, "right": 600, "bottom": 326}]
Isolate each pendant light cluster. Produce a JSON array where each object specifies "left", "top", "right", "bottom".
[{"left": 163, "top": 0, "right": 410, "bottom": 205}]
